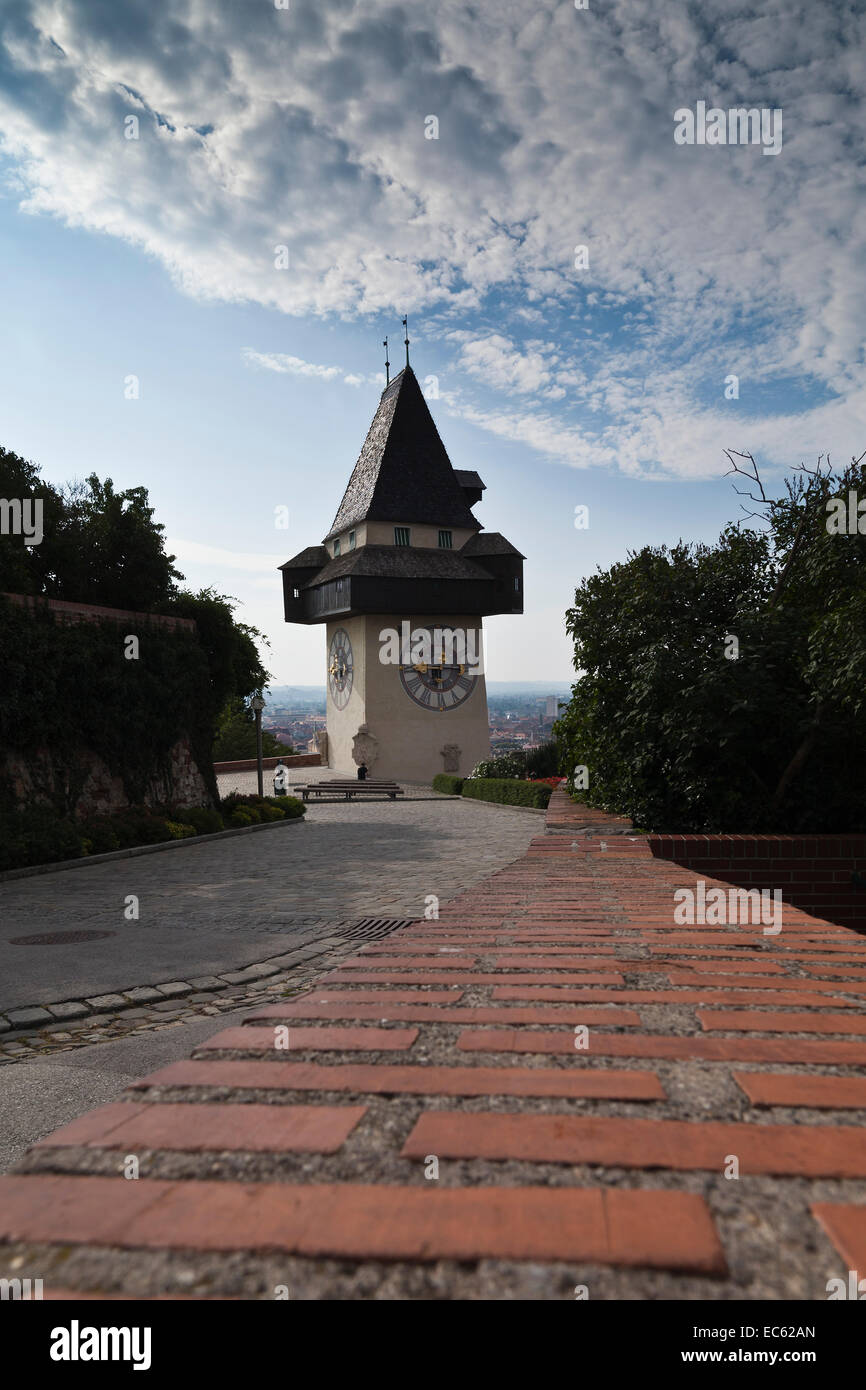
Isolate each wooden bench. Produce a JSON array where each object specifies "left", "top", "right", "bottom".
[{"left": 295, "top": 780, "right": 405, "bottom": 802}]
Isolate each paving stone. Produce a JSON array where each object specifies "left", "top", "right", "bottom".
[
  {"left": 124, "top": 987, "right": 165, "bottom": 1005},
  {"left": 734, "top": 1073, "right": 866, "bottom": 1109},
  {"left": 131, "top": 1058, "right": 666, "bottom": 1101},
  {"left": 188, "top": 977, "right": 227, "bottom": 992},
  {"left": 156, "top": 982, "right": 193, "bottom": 998},
  {"left": 320, "top": 970, "right": 625, "bottom": 987},
  {"left": 491, "top": 984, "right": 856, "bottom": 1008},
  {"left": 811, "top": 1204, "right": 866, "bottom": 1277},
  {"left": 457, "top": 1029, "right": 866, "bottom": 1064},
  {"left": 5, "top": 1007, "right": 52, "bottom": 1029},
  {"left": 699, "top": 1008, "right": 866, "bottom": 1036},
  {"left": 402, "top": 1113, "right": 866, "bottom": 1178},
  {"left": 45, "top": 1001, "right": 89, "bottom": 1020},
  {"left": 37, "top": 1101, "right": 367, "bottom": 1155},
  {"left": 85, "top": 994, "right": 131, "bottom": 1012},
  {"left": 245, "top": 1001, "right": 642, "bottom": 1027},
  {"left": 0, "top": 1175, "right": 727, "bottom": 1273},
  {"left": 197, "top": 1025, "right": 419, "bottom": 1053}
]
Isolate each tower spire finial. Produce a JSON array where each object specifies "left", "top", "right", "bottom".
[
  {"left": 383, "top": 335, "right": 390, "bottom": 386},
  {"left": 402, "top": 315, "right": 410, "bottom": 368}
]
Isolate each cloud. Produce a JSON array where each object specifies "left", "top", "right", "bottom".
[
  {"left": 1, "top": 0, "right": 864, "bottom": 477},
  {"left": 242, "top": 348, "right": 375, "bottom": 387},
  {"left": 169, "top": 537, "right": 286, "bottom": 573}
]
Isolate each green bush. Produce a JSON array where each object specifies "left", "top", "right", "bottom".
[
  {"left": 0, "top": 791, "right": 305, "bottom": 874},
  {"left": 110, "top": 808, "right": 175, "bottom": 846},
  {"left": 525, "top": 739, "right": 560, "bottom": 778},
  {"left": 460, "top": 778, "right": 552, "bottom": 809},
  {"left": 173, "top": 806, "right": 224, "bottom": 835},
  {"left": 432, "top": 773, "right": 464, "bottom": 795},
  {"left": 468, "top": 752, "right": 526, "bottom": 779},
  {"left": 165, "top": 819, "right": 196, "bottom": 839},
  {"left": 0, "top": 805, "right": 85, "bottom": 871},
  {"left": 77, "top": 815, "right": 121, "bottom": 855},
  {"left": 220, "top": 792, "right": 305, "bottom": 825}
]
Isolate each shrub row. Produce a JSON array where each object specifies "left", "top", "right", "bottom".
[
  {"left": 432, "top": 773, "right": 464, "bottom": 795},
  {"left": 0, "top": 793, "right": 305, "bottom": 873},
  {"left": 460, "top": 778, "right": 553, "bottom": 809}
]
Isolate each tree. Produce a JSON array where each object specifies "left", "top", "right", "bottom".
[
  {"left": 52, "top": 474, "right": 184, "bottom": 611},
  {"left": 213, "top": 697, "right": 294, "bottom": 761},
  {"left": 0, "top": 446, "right": 65, "bottom": 596},
  {"left": 555, "top": 453, "right": 866, "bottom": 832},
  {"left": 0, "top": 450, "right": 182, "bottom": 610},
  {"left": 0, "top": 443, "right": 278, "bottom": 783},
  {"left": 169, "top": 588, "right": 270, "bottom": 716}
]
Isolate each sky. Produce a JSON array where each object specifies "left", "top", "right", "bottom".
[{"left": 0, "top": 0, "right": 863, "bottom": 686}]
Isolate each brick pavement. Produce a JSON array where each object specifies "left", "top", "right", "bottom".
[{"left": 0, "top": 787, "right": 864, "bottom": 1299}]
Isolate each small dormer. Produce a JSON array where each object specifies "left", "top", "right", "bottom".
[{"left": 454, "top": 469, "right": 486, "bottom": 509}]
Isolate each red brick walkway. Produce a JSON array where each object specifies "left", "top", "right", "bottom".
[{"left": 1, "top": 788, "right": 864, "bottom": 1298}]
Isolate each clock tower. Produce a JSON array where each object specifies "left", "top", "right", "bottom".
[{"left": 279, "top": 364, "right": 524, "bottom": 781}]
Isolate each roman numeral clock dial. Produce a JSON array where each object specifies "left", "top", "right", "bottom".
[
  {"left": 399, "top": 631, "right": 478, "bottom": 712},
  {"left": 328, "top": 628, "right": 353, "bottom": 710}
]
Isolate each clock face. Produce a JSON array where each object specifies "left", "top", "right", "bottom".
[
  {"left": 399, "top": 628, "right": 479, "bottom": 712},
  {"left": 328, "top": 628, "right": 353, "bottom": 710}
]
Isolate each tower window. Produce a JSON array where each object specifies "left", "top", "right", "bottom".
[
  {"left": 513, "top": 575, "right": 520, "bottom": 590},
  {"left": 333, "top": 539, "right": 341, "bottom": 557},
  {"left": 438, "top": 529, "right": 452, "bottom": 549},
  {"left": 349, "top": 530, "right": 356, "bottom": 550},
  {"left": 293, "top": 588, "right": 300, "bottom": 599},
  {"left": 394, "top": 526, "right": 411, "bottom": 546}
]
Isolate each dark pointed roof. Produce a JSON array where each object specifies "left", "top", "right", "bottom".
[{"left": 324, "top": 367, "right": 482, "bottom": 541}]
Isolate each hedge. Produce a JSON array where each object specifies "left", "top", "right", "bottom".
[
  {"left": 432, "top": 773, "right": 464, "bottom": 795},
  {"left": 0, "top": 792, "right": 305, "bottom": 873},
  {"left": 460, "top": 778, "right": 552, "bottom": 809}
]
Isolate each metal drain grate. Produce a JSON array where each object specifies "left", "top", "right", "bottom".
[
  {"left": 9, "top": 930, "right": 117, "bottom": 946},
  {"left": 335, "top": 917, "right": 419, "bottom": 941}
]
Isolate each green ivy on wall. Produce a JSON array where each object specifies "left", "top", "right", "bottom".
[{"left": 0, "top": 597, "right": 219, "bottom": 815}]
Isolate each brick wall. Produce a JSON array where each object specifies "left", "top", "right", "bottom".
[{"left": 649, "top": 834, "right": 866, "bottom": 934}]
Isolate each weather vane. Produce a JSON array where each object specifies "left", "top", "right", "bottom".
[
  {"left": 383, "top": 335, "right": 390, "bottom": 386},
  {"left": 402, "top": 315, "right": 410, "bottom": 367}
]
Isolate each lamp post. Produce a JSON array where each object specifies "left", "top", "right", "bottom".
[{"left": 250, "top": 695, "right": 266, "bottom": 797}]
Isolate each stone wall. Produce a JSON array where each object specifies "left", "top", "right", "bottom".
[
  {"left": 2, "top": 592, "right": 213, "bottom": 816},
  {"left": 3, "top": 736, "right": 211, "bottom": 818},
  {"left": 212, "top": 754, "right": 321, "bottom": 775},
  {"left": 1, "top": 592, "right": 195, "bottom": 631}
]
